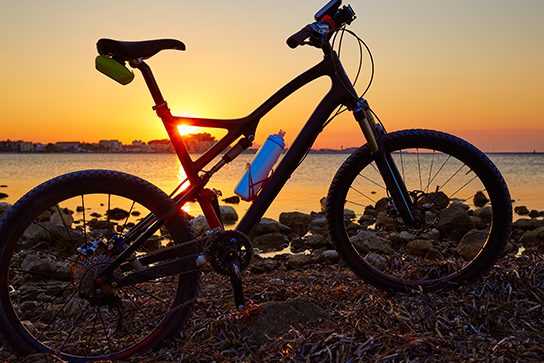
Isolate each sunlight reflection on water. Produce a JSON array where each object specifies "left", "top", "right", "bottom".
[{"left": 1, "top": 153, "right": 543, "bottom": 224}]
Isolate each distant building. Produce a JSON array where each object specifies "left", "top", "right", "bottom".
[
  {"left": 55, "top": 142, "right": 81, "bottom": 152},
  {"left": 0, "top": 140, "right": 34, "bottom": 152},
  {"left": 99, "top": 140, "right": 123, "bottom": 152}
]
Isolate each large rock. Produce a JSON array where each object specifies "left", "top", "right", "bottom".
[
  {"left": 309, "top": 217, "right": 328, "bottom": 236},
  {"left": 238, "top": 298, "right": 330, "bottom": 345},
  {"left": 254, "top": 218, "right": 292, "bottom": 236},
  {"left": 219, "top": 205, "right": 238, "bottom": 224},
  {"left": 457, "top": 229, "right": 488, "bottom": 260},
  {"left": 287, "top": 253, "right": 312, "bottom": 269},
  {"left": 437, "top": 205, "right": 474, "bottom": 237},
  {"left": 279, "top": 212, "right": 312, "bottom": 237},
  {"left": 21, "top": 253, "right": 57, "bottom": 274},
  {"left": 253, "top": 232, "right": 290, "bottom": 252},
  {"left": 303, "top": 234, "right": 330, "bottom": 250},
  {"left": 0, "top": 202, "right": 12, "bottom": 219},
  {"left": 50, "top": 207, "right": 74, "bottom": 227},
  {"left": 191, "top": 215, "right": 210, "bottom": 236},
  {"left": 349, "top": 230, "right": 392, "bottom": 255},
  {"left": 512, "top": 218, "right": 544, "bottom": 231}
]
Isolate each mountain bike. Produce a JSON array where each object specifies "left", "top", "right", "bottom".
[{"left": 0, "top": 1, "right": 512, "bottom": 361}]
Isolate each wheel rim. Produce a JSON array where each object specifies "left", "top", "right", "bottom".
[
  {"left": 337, "top": 140, "right": 504, "bottom": 290},
  {"left": 4, "top": 190, "right": 190, "bottom": 360}
]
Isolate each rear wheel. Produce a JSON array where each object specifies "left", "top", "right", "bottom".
[
  {"left": 326, "top": 129, "right": 512, "bottom": 292},
  {"left": 0, "top": 170, "right": 200, "bottom": 362}
]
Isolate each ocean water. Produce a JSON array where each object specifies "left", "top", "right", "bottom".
[{"left": 1, "top": 152, "right": 543, "bottom": 223}]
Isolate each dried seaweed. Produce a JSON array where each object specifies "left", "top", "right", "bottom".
[{"left": 2, "top": 255, "right": 544, "bottom": 362}]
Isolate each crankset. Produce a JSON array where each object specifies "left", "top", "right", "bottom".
[{"left": 205, "top": 230, "right": 253, "bottom": 308}]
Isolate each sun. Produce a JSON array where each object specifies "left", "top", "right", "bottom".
[{"left": 177, "top": 125, "right": 200, "bottom": 136}]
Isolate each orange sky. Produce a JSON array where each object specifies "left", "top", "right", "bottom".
[{"left": 1, "top": 0, "right": 543, "bottom": 152}]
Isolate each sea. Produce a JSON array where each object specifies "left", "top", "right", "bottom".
[{"left": 1, "top": 153, "right": 543, "bottom": 223}]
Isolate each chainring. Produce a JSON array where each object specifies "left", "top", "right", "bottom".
[{"left": 206, "top": 230, "right": 253, "bottom": 276}]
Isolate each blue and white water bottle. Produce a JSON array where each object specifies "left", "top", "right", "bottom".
[{"left": 234, "top": 130, "right": 285, "bottom": 201}]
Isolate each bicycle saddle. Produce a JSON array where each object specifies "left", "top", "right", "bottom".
[{"left": 97, "top": 38, "right": 185, "bottom": 61}]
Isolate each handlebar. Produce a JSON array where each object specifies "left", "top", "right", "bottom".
[
  {"left": 286, "top": 3, "right": 356, "bottom": 50},
  {"left": 286, "top": 26, "right": 313, "bottom": 49}
]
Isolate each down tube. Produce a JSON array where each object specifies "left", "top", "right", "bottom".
[{"left": 236, "top": 90, "right": 346, "bottom": 234}]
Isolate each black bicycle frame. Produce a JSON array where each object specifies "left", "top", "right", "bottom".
[
  {"left": 135, "top": 45, "right": 361, "bottom": 235},
  {"left": 100, "top": 41, "right": 416, "bottom": 299}
]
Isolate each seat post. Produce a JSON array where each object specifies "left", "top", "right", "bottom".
[{"left": 131, "top": 59, "right": 165, "bottom": 106}]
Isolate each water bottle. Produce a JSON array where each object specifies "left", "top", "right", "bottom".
[{"left": 234, "top": 130, "right": 285, "bottom": 201}]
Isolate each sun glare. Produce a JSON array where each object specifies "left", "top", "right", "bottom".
[{"left": 177, "top": 125, "right": 200, "bottom": 136}]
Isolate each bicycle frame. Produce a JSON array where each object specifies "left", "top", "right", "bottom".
[
  {"left": 100, "top": 38, "right": 416, "bottom": 308},
  {"left": 136, "top": 44, "right": 361, "bottom": 234}
]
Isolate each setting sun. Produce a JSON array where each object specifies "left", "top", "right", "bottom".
[{"left": 177, "top": 125, "right": 201, "bottom": 136}]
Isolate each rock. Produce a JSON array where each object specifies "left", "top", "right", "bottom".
[
  {"left": 474, "top": 207, "right": 492, "bottom": 227},
  {"left": 457, "top": 229, "right": 488, "bottom": 260},
  {"left": 142, "top": 235, "right": 162, "bottom": 251},
  {"left": 309, "top": 217, "right": 328, "bottom": 236},
  {"left": 20, "top": 301, "right": 37, "bottom": 311},
  {"left": 238, "top": 298, "right": 330, "bottom": 345},
  {"left": 421, "top": 228, "right": 441, "bottom": 241},
  {"left": 0, "top": 202, "right": 12, "bottom": 219},
  {"left": 191, "top": 215, "right": 210, "bottom": 236},
  {"left": 303, "top": 234, "right": 329, "bottom": 250},
  {"left": 419, "top": 191, "right": 449, "bottom": 209},
  {"left": 364, "top": 206, "right": 375, "bottom": 216},
  {"left": 21, "top": 321, "right": 36, "bottom": 335},
  {"left": 322, "top": 250, "right": 340, "bottom": 264},
  {"left": 514, "top": 206, "right": 529, "bottom": 216},
  {"left": 390, "top": 231, "right": 416, "bottom": 246},
  {"left": 254, "top": 218, "right": 292, "bottom": 236},
  {"left": 375, "top": 198, "right": 389, "bottom": 216},
  {"left": 365, "top": 252, "right": 388, "bottom": 271},
  {"left": 288, "top": 253, "right": 312, "bottom": 269},
  {"left": 219, "top": 206, "right": 238, "bottom": 224},
  {"left": 21, "top": 253, "right": 57, "bottom": 274},
  {"left": 253, "top": 232, "right": 290, "bottom": 252},
  {"left": 290, "top": 237, "right": 306, "bottom": 253},
  {"left": 107, "top": 207, "right": 130, "bottom": 220},
  {"left": 279, "top": 212, "right": 312, "bottom": 237},
  {"left": 222, "top": 196, "right": 240, "bottom": 204},
  {"left": 406, "top": 239, "right": 433, "bottom": 255},
  {"left": 320, "top": 197, "right": 327, "bottom": 213},
  {"left": 513, "top": 218, "right": 544, "bottom": 231},
  {"left": 349, "top": 230, "right": 392, "bottom": 255},
  {"left": 375, "top": 211, "right": 396, "bottom": 231},
  {"left": 518, "top": 230, "right": 537, "bottom": 247},
  {"left": 473, "top": 191, "right": 489, "bottom": 207},
  {"left": 529, "top": 210, "right": 541, "bottom": 218},
  {"left": 450, "top": 200, "right": 470, "bottom": 210},
  {"left": 50, "top": 208, "right": 74, "bottom": 227},
  {"left": 279, "top": 211, "right": 313, "bottom": 226},
  {"left": 358, "top": 215, "right": 375, "bottom": 228},
  {"left": 344, "top": 209, "right": 356, "bottom": 220},
  {"left": 437, "top": 205, "right": 474, "bottom": 238}
]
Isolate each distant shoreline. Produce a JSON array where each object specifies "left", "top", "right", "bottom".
[{"left": 2, "top": 150, "right": 544, "bottom": 155}]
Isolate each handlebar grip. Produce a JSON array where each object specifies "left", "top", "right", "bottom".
[{"left": 286, "top": 25, "right": 312, "bottom": 49}]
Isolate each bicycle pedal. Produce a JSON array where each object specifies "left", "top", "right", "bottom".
[{"left": 231, "top": 300, "right": 261, "bottom": 322}]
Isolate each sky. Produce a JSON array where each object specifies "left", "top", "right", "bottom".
[{"left": 1, "top": 0, "right": 543, "bottom": 152}]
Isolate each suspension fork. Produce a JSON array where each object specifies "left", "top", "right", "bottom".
[{"left": 353, "top": 102, "right": 415, "bottom": 226}]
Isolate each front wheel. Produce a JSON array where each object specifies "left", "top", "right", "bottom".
[
  {"left": 0, "top": 170, "right": 200, "bottom": 362},
  {"left": 326, "top": 129, "right": 512, "bottom": 292}
]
